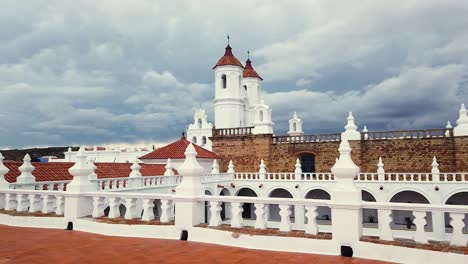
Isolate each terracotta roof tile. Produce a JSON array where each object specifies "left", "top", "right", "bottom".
[
  {"left": 3, "top": 161, "right": 173, "bottom": 183},
  {"left": 139, "top": 136, "right": 220, "bottom": 160},
  {"left": 242, "top": 58, "right": 263, "bottom": 80},
  {"left": 213, "top": 45, "right": 244, "bottom": 69}
]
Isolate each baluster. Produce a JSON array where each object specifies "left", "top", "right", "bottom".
[
  {"left": 28, "top": 194, "right": 42, "bottom": 212},
  {"left": 92, "top": 196, "right": 106, "bottom": 217},
  {"left": 41, "top": 194, "right": 53, "bottom": 213},
  {"left": 378, "top": 209, "right": 393, "bottom": 241},
  {"left": 124, "top": 198, "right": 138, "bottom": 219},
  {"left": 449, "top": 213, "right": 467, "bottom": 246},
  {"left": 230, "top": 202, "right": 244, "bottom": 228},
  {"left": 209, "top": 201, "right": 222, "bottom": 226},
  {"left": 104, "top": 181, "right": 109, "bottom": 190},
  {"left": 160, "top": 199, "right": 174, "bottom": 222},
  {"left": 47, "top": 184, "right": 53, "bottom": 191},
  {"left": 55, "top": 195, "right": 64, "bottom": 215},
  {"left": 108, "top": 197, "right": 121, "bottom": 218},
  {"left": 141, "top": 198, "right": 155, "bottom": 221},
  {"left": 305, "top": 206, "right": 318, "bottom": 235},
  {"left": 59, "top": 183, "right": 65, "bottom": 191},
  {"left": 16, "top": 194, "right": 29, "bottom": 212},
  {"left": 279, "top": 204, "right": 292, "bottom": 232},
  {"left": 254, "top": 203, "right": 267, "bottom": 229},
  {"left": 4, "top": 193, "right": 16, "bottom": 210},
  {"left": 412, "top": 211, "right": 428, "bottom": 243}
]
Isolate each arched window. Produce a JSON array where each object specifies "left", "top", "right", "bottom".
[
  {"left": 293, "top": 123, "right": 297, "bottom": 132},
  {"left": 197, "top": 118, "right": 202, "bottom": 128},
  {"left": 192, "top": 136, "right": 197, "bottom": 144},
  {"left": 300, "top": 153, "right": 315, "bottom": 173},
  {"left": 221, "top": 74, "right": 227, "bottom": 89},
  {"left": 202, "top": 136, "right": 207, "bottom": 145},
  {"left": 259, "top": 111, "right": 264, "bottom": 122}
]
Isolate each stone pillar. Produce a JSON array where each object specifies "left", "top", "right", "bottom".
[
  {"left": 128, "top": 159, "right": 143, "bottom": 188},
  {"left": 16, "top": 154, "right": 36, "bottom": 190},
  {"left": 0, "top": 153, "right": 10, "bottom": 189},
  {"left": 175, "top": 143, "right": 205, "bottom": 229},
  {"left": 330, "top": 139, "right": 362, "bottom": 247},
  {"left": 65, "top": 147, "right": 95, "bottom": 221}
]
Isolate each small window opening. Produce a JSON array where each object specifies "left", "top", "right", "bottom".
[
  {"left": 259, "top": 111, "right": 264, "bottom": 122},
  {"left": 202, "top": 136, "right": 207, "bottom": 145},
  {"left": 221, "top": 75, "right": 227, "bottom": 89},
  {"left": 293, "top": 123, "right": 297, "bottom": 132},
  {"left": 197, "top": 118, "right": 202, "bottom": 128},
  {"left": 192, "top": 136, "right": 197, "bottom": 144}
]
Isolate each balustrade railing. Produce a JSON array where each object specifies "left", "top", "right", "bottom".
[
  {"left": 362, "top": 128, "right": 453, "bottom": 140},
  {"left": 273, "top": 133, "right": 341, "bottom": 144},
  {"left": 9, "top": 180, "right": 70, "bottom": 191},
  {"left": 0, "top": 189, "right": 65, "bottom": 215},
  {"left": 355, "top": 172, "right": 468, "bottom": 182},
  {"left": 212, "top": 127, "right": 254, "bottom": 137},
  {"left": 231, "top": 172, "right": 334, "bottom": 181},
  {"left": 201, "top": 173, "right": 233, "bottom": 183},
  {"left": 92, "top": 175, "right": 181, "bottom": 191}
]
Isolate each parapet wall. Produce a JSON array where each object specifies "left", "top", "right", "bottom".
[{"left": 211, "top": 131, "right": 468, "bottom": 172}]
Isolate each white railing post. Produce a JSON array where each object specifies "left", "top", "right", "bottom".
[
  {"left": 65, "top": 147, "right": 95, "bottom": 221},
  {"left": 254, "top": 203, "right": 267, "bottom": 229},
  {"left": 55, "top": 195, "right": 64, "bottom": 215},
  {"left": 209, "top": 201, "right": 222, "bottom": 226},
  {"left": 141, "top": 198, "right": 155, "bottom": 221},
  {"left": 92, "top": 196, "right": 105, "bottom": 217},
  {"left": 128, "top": 159, "right": 143, "bottom": 189},
  {"left": 211, "top": 159, "right": 220, "bottom": 174},
  {"left": 87, "top": 156, "right": 97, "bottom": 181},
  {"left": 230, "top": 202, "right": 244, "bottom": 228},
  {"left": 294, "top": 159, "right": 302, "bottom": 180},
  {"left": 160, "top": 199, "right": 173, "bottom": 223},
  {"left": 108, "top": 197, "right": 121, "bottom": 218},
  {"left": 4, "top": 193, "right": 16, "bottom": 210},
  {"left": 41, "top": 194, "right": 54, "bottom": 213},
  {"left": 227, "top": 160, "right": 235, "bottom": 174},
  {"left": 305, "top": 205, "right": 318, "bottom": 235},
  {"left": 431, "top": 157, "right": 440, "bottom": 182},
  {"left": 279, "top": 204, "right": 292, "bottom": 232},
  {"left": 16, "top": 193, "right": 29, "bottom": 211},
  {"left": 28, "top": 194, "right": 42, "bottom": 212},
  {"left": 16, "top": 154, "right": 36, "bottom": 190},
  {"left": 377, "top": 157, "right": 385, "bottom": 181},
  {"left": 449, "top": 213, "right": 467, "bottom": 246},
  {"left": 330, "top": 139, "right": 362, "bottom": 247},
  {"left": 378, "top": 209, "right": 393, "bottom": 241},
  {"left": 124, "top": 198, "right": 138, "bottom": 219},
  {"left": 259, "top": 159, "right": 267, "bottom": 180},
  {"left": 164, "top": 158, "right": 175, "bottom": 185},
  {"left": 0, "top": 153, "right": 10, "bottom": 189},
  {"left": 412, "top": 211, "right": 428, "bottom": 244}
]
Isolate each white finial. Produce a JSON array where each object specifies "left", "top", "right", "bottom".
[
  {"left": 68, "top": 147, "right": 72, "bottom": 152},
  {"left": 454, "top": 103, "right": 468, "bottom": 136},
  {"left": 68, "top": 146, "right": 94, "bottom": 191},
  {"left": 211, "top": 159, "right": 220, "bottom": 174},
  {"left": 431, "top": 156, "right": 440, "bottom": 182},
  {"left": 363, "top": 126, "right": 368, "bottom": 133},
  {"left": 431, "top": 156, "right": 439, "bottom": 170},
  {"left": 163, "top": 158, "right": 174, "bottom": 177},
  {"left": 331, "top": 139, "right": 360, "bottom": 179},
  {"left": 184, "top": 143, "right": 197, "bottom": 158},
  {"left": 341, "top": 112, "right": 360, "bottom": 140},
  {"left": 294, "top": 159, "right": 302, "bottom": 174},
  {"left": 446, "top": 121, "right": 453, "bottom": 129},
  {"left": 259, "top": 159, "right": 267, "bottom": 173},
  {"left": 293, "top": 112, "right": 298, "bottom": 119},
  {"left": 16, "top": 154, "right": 36, "bottom": 184},
  {"left": 0, "top": 153, "right": 10, "bottom": 188},
  {"left": 377, "top": 157, "right": 385, "bottom": 181},
  {"left": 87, "top": 156, "right": 97, "bottom": 180},
  {"left": 227, "top": 160, "right": 235, "bottom": 173}
]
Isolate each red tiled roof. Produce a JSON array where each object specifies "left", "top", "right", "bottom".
[
  {"left": 242, "top": 58, "right": 263, "bottom": 80},
  {"left": 3, "top": 161, "right": 174, "bottom": 183},
  {"left": 213, "top": 45, "right": 244, "bottom": 69},
  {"left": 139, "top": 136, "right": 220, "bottom": 160}
]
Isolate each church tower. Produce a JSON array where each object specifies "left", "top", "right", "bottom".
[
  {"left": 242, "top": 54, "right": 263, "bottom": 127},
  {"left": 213, "top": 42, "right": 245, "bottom": 128},
  {"left": 186, "top": 109, "right": 213, "bottom": 150}
]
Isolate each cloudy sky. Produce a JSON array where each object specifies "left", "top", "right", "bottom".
[{"left": 1, "top": 0, "right": 467, "bottom": 149}]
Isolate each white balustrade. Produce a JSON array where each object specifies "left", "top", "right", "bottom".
[{"left": 305, "top": 205, "right": 318, "bottom": 235}]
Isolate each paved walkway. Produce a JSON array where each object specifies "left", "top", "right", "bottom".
[{"left": 0, "top": 225, "right": 389, "bottom": 264}]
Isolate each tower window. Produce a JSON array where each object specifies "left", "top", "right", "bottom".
[
  {"left": 192, "top": 136, "right": 197, "bottom": 144},
  {"left": 197, "top": 118, "right": 202, "bottom": 128},
  {"left": 202, "top": 136, "right": 207, "bottom": 145},
  {"left": 221, "top": 74, "right": 227, "bottom": 89},
  {"left": 293, "top": 123, "right": 297, "bottom": 132},
  {"left": 259, "top": 111, "right": 264, "bottom": 122}
]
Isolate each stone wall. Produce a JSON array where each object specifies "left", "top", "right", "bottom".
[{"left": 211, "top": 134, "right": 468, "bottom": 173}]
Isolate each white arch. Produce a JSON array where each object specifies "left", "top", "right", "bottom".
[
  {"left": 266, "top": 186, "right": 295, "bottom": 198},
  {"left": 235, "top": 186, "right": 259, "bottom": 197},
  {"left": 388, "top": 188, "right": 432, "bottom": 204},
  {"left": 443, "top": 188, "right": 468, "bottom": 204},
  {"left": 302, "top": 186, "right": 332, "bottom": 199},
  {"left": 360, "top": 187, "right": 378, "bottom": 202},
  {"left": 219, "top": 188, "right": 231, "bottom": 196},
  {"left": 205, "top": 188, "right": 214, "bottom": 195}
]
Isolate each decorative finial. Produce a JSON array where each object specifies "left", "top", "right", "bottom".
[
  {"left": 181, "top": 132, "right": 186, "bottom": 139},
  {"left": 247, "top": 50, "right": 250, "bottom": 59},
  {"left": 227, "top": 34, "right": 230, "bottom": 45}
]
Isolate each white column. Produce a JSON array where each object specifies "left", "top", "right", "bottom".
[
  {"left": 431, "top": 211, "right": 445, "bottom": 242},
  {"left": 28, "top": 194, "right": 42, "bottom": 212},
  {"left": 55, "top": 195, "right": 64, "bottom": 215},
  {"left": 4, "top": 193, "right": 16, "bottom": 210},
  {"left": 16, "top": 194, "right": 29, "bottom": 211},
  {"left": 378, "top": 209, "right": 393, "bottom": 241},
  {"left": 305, "top": 206, "right": 318, "bottom": 235},
  {"left": 377, "top": 157, "right": 385, "bottom": 181},
  {"left": 449, "top": 213, "right": 467, "bottom": 246},
  {"left": 294, "top": 159, "right": 302, "bottom": 180},
  {"left": 209, "top": 201, "right": 222, "bottom": 226},
  {"left": 108, "top": 197, "right": 121, "bottom": 218},
  {"left": 279, "top": 204, "right": 292, "bottom": 232},
  {"left": 259, "top": 159, "right": 266, "bottom": 180},
  {"left": 230, "top": 202, "right": 244, "bottom": 228},
  {"left": 141, "top": 198, "right": 155, "bottom": 221},
  {"left": 254, "top": 203, "right": 267, "bottom": 229},
  {"left": 41, "top": 194, "right": 54, "bottom": 214},
  {"left": 413, "top": 211, "right": 428, "bottom": 244},
  {"left": 128, "top": 159, "right": 143, "bottom": 189},
  {"left": 160, "top": 199, "right": 173, "bottom": 223},
  {"left": 16, "top": 154, "right": 36, "bottom": 190},
  {"left": 431, "top": 157, "right": 440, "bottom": 182},
  {"left": 92, "top": 196, "right": 105, "bottom": 217},
  {"left": 124, "top": 198, "right": 138, "bottom": 220}
]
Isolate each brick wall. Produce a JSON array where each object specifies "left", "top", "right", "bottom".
[{"left": 211, "top": 134, "right": 468, "bottom": 173}]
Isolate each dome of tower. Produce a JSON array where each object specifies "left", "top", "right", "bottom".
[
  {"left": 242, "top": 58, "right": 263, "bottom": 80},
  {"left": 213, "top": 45, "right": 244, "bottom": 69}
]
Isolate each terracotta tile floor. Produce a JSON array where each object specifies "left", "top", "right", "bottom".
[{"left": 0, "top": 225, "right": 390, "bottom": 264}]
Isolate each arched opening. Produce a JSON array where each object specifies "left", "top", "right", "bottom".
[
  {"left": 202, "top": 136, "right": 207, "bottom": 145},
  {"left": 221, "top": 74, "right": 227, "bottom": 89},
  {"left": 220, "top": 188, "right": 231, "bottom": 220},
  {"left": 445, "top": 192, "right": 468, "bottom": 232},
  {"left": 192, "top": 136, "right": 197, "bottom": 144},
  {"left": 197, "top": 118, "right": 203, "bottom": 128},
  {"left": 268, "top": 188, "right": 294, "bottom": 222},
  {"left": 236, "top": 188, "right": 257, "bottom": 220},
  {"left": 119, "top": 204, "right": 127, "bottom": 218},
  {"left": 259, "top": 111, "right": 264, "bottom": 122},
  {"left": 390, "top": 191, "right": 431, "bottom": 230},
  {"left": 362, "top": 190, "right": 378, "bottom": 225},
  {"left": 300, "top": 153, "right": 315, "bottom": 173},
  {"left": 153, "top": 199, "right": 161, "bottom": 219},
  {"left": 293, "top": 123, "right": 297, "bottom": 132},
  {"left": 205, "top": 190, "right": 213, "bottom": 224},
  {"left": 305, "top": 189, "right": 331, "bottom": 223}
]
